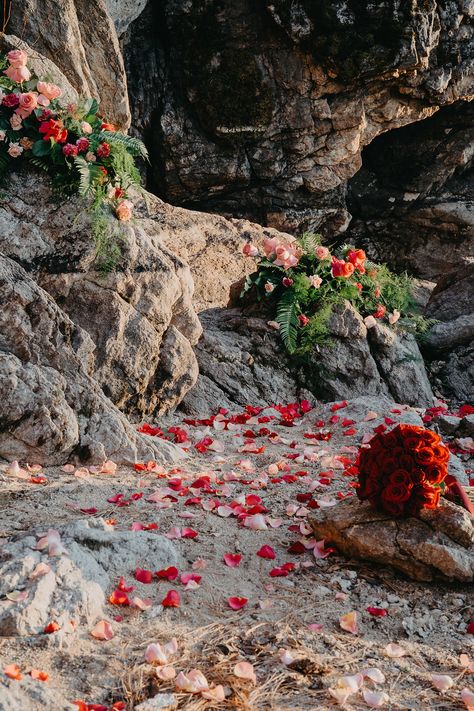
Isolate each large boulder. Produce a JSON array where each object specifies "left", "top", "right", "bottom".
[
  {"left": 180, "top": 303, "right": 434, "bottom": 415},
  {"left": 0, "top": 254, "right": 180, "bottom": 465},
  {"left": 123, "top": 0, "right": 474, "bottom": 234},
  {"left": 423, "top": 262, "right": 474, "bottom": 402},
  {"left": 0, "top": 518, "right": 180, "bottom": 636},
  {"left": 2, "top": 0, "right": 130, "bottom": 128},
  {"left": 0, "top": 171, "right": 202, "bottom": 423},
  {"left": 310, "top": 498, "right": 474, "bottom": 582}
]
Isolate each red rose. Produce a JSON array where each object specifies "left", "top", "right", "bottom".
[
  {"left": 431, "top": 444, "right": 450, "bottom": 463},
  {"left": 96, "top": 142, "right": 111, "bottom": 158},
  {"left": 389, "top": 469, "right": 413, "bottom": 486},
  {"left": 415, "top": 447, "right": 436, "bottom": 465},
  {"left": 424, "top": 464, "right": 447, "bottom": 485},
  {"left": 382, "top": 483, "right": 412, "bottom": 504},
  {"left": 2, "top": 92, "right": 20, "bottom": 107}
]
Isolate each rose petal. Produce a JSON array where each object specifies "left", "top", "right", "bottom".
[
  {"left": 431, "top": 674, "right": 454, "bottom": 692},
  {"left": 233, "top": 661, "right": 256, "bottom": 684},
  {"left": 223, "top": 553, "right": 242, "bottom": 568},
  {"left": 227, "top": 596, "right": 248, "bottom": 610},
  {"left": 384, "top": 642, "right": 406, "bottom": 658},
  {"left": 155, "top": 665, "right": 176, "bottom": 681},
  {"left": 90, "top": 620, "right": 114, "bottom": 641},
  {"left": 339, "top": 611, "right": 358, "bottom": 634},
  {"left": 461, "top": 688, "right": 474, "bottom": 710},
  {"left": 362, "top": 689, "right": 390, "bottom": 707}
]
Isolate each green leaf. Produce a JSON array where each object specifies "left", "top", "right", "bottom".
[
  {"left": 276, "top": 290, "right": 299, "bottom": 354},
  {"left": 32, "top": 140, "right": 51, "bottom": 157},
  {"left": 100, "top": 130, "right": 149, "bottom": 160}
]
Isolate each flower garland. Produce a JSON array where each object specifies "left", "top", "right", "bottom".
[
  {"left": 356, "top": 424, "right": 450, "bottom": 517},
  {"left": 241, "top": 232, "right": 431, "bottom": 354},
  {"left": 0, "top": 49, "right": 147, "bottom": 238}
]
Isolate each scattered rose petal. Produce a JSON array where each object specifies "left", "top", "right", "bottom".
[
  {"left": 155, "top": 666, "right": 177, "bottom": 681},
  {"left": 227, "top": 596, "right": 248, "bottom": 610},
  {"left": 233, "top": 661, "right": 256, "bottom": 684},
  {"left": 339, "top": 611, "right": 358, "bottom": 634},
  {"left": 3, "top": 663, "right": 22, "bottom": 680},
  {"left": 202, "top": 685, "right": 226, "bottom": 701},
  {"left": 224, "top": 553, "right": 242, "bottom": 567},
  {"left": 384, "top": 642, "right": 406, "bottom": 658},
  {"left": 90, "top": 620, "right": 114, "bottom": 641},
  {"left": 461, "top": 688, "right": 474, "bottom": 710},
  {"left": 432, "top": 674, "right": 454, "bottom": 692},
  {"left": 362, "top": 689, "right": 389, "bottom": 707},
  {"left": 161, "top": 590, "right": 180, "bottom": 608},
  {"left": 256, "top": 545, "right": 275, "bottom": 559},
  {"left": 30, "top": 669, "right": 49, "bottom": 682}
]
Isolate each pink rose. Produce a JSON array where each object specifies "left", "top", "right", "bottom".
[
  {"left": 315, "top": 246, "right": 330, "bottom": 260},
  {"left": 116, "top": 200, "right": 133, "bottom": 222},
  {"left": 16, "top": 92, "right": 38, "bottom": 119},
  {"left": 364, "top": 315, "right": 377, "bottom": 329},
  {"left": 242, "top": 242, "right": 258, "bottom": 257},
  {"left": 4, "top": 64, "right": 31, "bottom": 83},
  {"left": 309, "top": 275, "right": 322, "bottom": 288},
  {"left": 80, "top": 121, "right": 93, "bottom": 135},
  {"left": 10, "top": 113, "right": 22, "bottom": 130},
  {"left": 7, "top": 143, "right": 23, "bottom": 158},
  {"left": 36, "top": 82, "right": 61, "bottom": 101},
  {"left": 274, "top": 244, "right": 299, "bottom": 269},
  {"left": 389, "top": 309, "right": 400, "bottom": 325},
  {"left": 264, "top": 282, "right": 275, "bottom": 293},
  {"left": 85, "top": 151, "right": 96, "bottom": 162},
  {"left": 7, "top": 50, "right": 28, "bottom": 67},
  {"left": 263, "top": 237, "right": 281, "bottom": 259}
]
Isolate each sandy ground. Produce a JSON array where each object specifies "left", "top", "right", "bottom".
[{"left": 0, "top": 398, "right": 473, "bottom": 710}]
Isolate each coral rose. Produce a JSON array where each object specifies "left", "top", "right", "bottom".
[
  {"left": 4, "top": 64, "right": 31, "bottom": 83},
  {"left": 242, "top": 242, "right": 258, "bottom": 257},
  {"left": 116, "top": 200, "right": 133, "bottom": 221},
  {"left": 16, "top": 92, "right": 38, "bottom": 118},
  {"left": 315, "top": 245, "right": 330, "bottom": 260},
  {"left": 36, "top": 82, "right": 61, "bottom": 101}
]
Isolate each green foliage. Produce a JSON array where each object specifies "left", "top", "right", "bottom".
[
  {"left": 242, "top": 232, "right": 428, "bottom": 356},
  {"left": 101, "top": 130, "right": 148, "bottom": 161},
  {"left": 90, "top": 202, "right": 125, "bottom": 273},
  {"left": 276, "top": 290, "right": 299, "bottom": 354}
]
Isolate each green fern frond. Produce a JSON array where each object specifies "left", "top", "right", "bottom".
[
  {"left": 100, "top": 130, "right": 148, "bottom": 160},
  {"left": 73, "top": 156, "right": 94, "bottom": 196},
  {"left": 276, "top": 290, "right": 299, "bottom": 354},
  {"left": 298, "top": 231, "right": 322, "bottom": 253}
]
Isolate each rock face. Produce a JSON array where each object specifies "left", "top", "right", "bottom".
[
  {"left": 3, "top": 0, "right": 130, "bottom": 128},
  {"left": 123, "top": 0, "right": 474, "bottom": 233},
  {"left": 347, "top": 101, "right": 474, "bottom": 281},
  {"left": 423, "top": 262, "right": 474, "bottom": 402},
  {"left": 180, "top": 303, "right": 434, "bottom": 415},
  {"left": 0, "top": 254, "right": 180, "bottom": 465},
  {"left": 310, "top": 498, "right": 474, "bottom": 582},
  {"left": 0, "top": 518, "right": 180, "bottom": 636},
  {"left": 0, "top": 171, "right": 202, "bottom": 427}
]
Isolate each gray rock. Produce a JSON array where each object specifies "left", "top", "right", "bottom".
[
  {"left": 123, "top": 0, "right": 474, "bottom": 235},
  {"left": 310, "top": 498, "right": 474, "bottom": 582},
  {"left": 0, "top": 170, "right": 202, "bottom": 423},
  {"left": 0, "top": 519, "right": 180, "bottom": 636},
  {"left": 105, "top": 0, "right": 148, "bottom": 35},
  {"left": 459, "top": 415, "right": 474, "bottom": 436},
  {"left": 434, "top": 414, "right": 462, "bottom": 435},
  {"left": 0, "top": 255, "right": 181, "bottom": 466},
  {"left": 448, "top": 453, "right": 470, "bottom": 487},
  {"left": 181, "top": 305, "right": 434, "bottom": 415},
  {"left": 368, "top": 321, "right": 434, "bottom": 407},
  {"left": 135, "top": 694, "right": 178, "bottom": 711},
  {"left": 0, "top": 676, "right": 71, "bottom": 711}
]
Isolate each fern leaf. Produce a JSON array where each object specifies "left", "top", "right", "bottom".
[
  {"left": 73, "top": 156, "right": 93, "bottom": 196},
  {"left": 100, "top": 130, "right": 148, "bottom": 160},
  {"left": 276, "top": 290, "right": 299, "bottom": 354},
  {"left": 298, "top": 232, "right": 322, "bottom": 253}
]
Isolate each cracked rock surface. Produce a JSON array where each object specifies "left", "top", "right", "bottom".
[{"left": 310, "top": 498, "right": 474, "bottom": 582}]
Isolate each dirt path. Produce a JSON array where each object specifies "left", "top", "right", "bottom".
[{"left": 0, "top": 398, "right": 472, "bottom": 710}]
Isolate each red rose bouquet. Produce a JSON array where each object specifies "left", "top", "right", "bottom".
[{"left": 356, "top": 424, "right": 450, "bottom": 517}]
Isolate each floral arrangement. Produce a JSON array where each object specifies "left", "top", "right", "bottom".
[
  {"left": 241, "top": 232, "right": 431, "bottom": 354},
  {"left": 356, "top": 424, "right": 450, "bottom": 517},
  {"left": 0, "top": 49, "right": 148, "bottom": 267}
]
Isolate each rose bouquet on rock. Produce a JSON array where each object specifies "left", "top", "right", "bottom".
[
  {"left": 241, "top": 232, "right": 431, "bottom": 354},
  {"left": 0, "top": 49, "right": 148, "bottom": 267},
  {"left": 356, "top": 424, "right": 450, "bottom": 517}
]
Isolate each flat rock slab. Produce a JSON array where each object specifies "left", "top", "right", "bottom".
[
  {"left": 0, "top": 519, "right": 180, "bottom": 637},
  {"left": 310, "top": 498, "right": 474, "bottom": 582}
]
